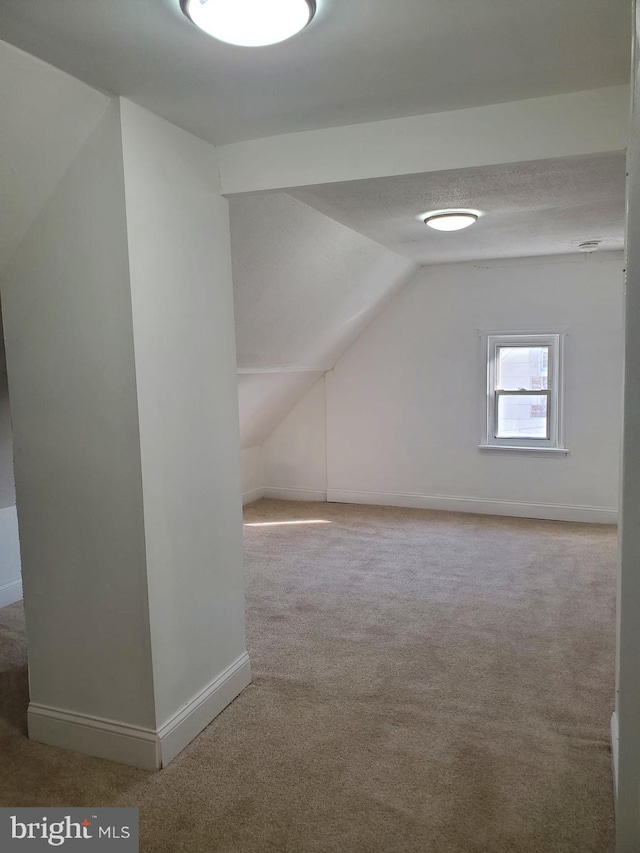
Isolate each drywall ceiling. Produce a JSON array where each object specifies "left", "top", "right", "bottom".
[
  {"left": 289, "top": 153, "right": 627, "bottom": 264},
  {"left": 0, "top": 41, "right": 109, "bottom": 271},
  {"left": 0, "top": 0, "right": 630, "bottom": 146}
]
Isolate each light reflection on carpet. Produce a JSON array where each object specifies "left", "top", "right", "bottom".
[{"left": 244, "top": 519, "right": 331, "bottom": 527}]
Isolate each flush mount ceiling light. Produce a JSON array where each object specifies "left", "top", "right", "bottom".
[
  {"left": 180, "top": 0, "right": 316, "bottom": 46},
  {"left": 423, "top": 211, "right": 479, "bottom": 232}
]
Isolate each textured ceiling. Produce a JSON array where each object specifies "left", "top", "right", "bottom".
[
  {"left": 289, "top": 153, "right": 627, "bottom": 264},
  {"left": 0, "top": 0, "right": 630, "bottom": 146}
]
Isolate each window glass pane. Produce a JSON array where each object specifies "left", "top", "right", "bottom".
[
  {"left": 496, "top": 346, "right": 549, "bottom": 391},
  {"left": 496, "top": 394, "right": 549, "bottom": 438}
]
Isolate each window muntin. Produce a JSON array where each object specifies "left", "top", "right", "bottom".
[{"left": 485, "top": 334, "right": 563, "bottom": 449}]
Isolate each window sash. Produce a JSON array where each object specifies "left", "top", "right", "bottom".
[
  {"left": 484, "top": 333, "right": 562, "bottom": 449},
  {"left": 495, "top": 344, "right": 551, "bottom": 392},
  {"left": 494, "top": 389, "right": 551, "bottom": 440}
]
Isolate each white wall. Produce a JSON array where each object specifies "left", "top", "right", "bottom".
[
  {"left": 615, "top": 5, "right": 640, "bottom": 846},
  {"left": 264, "top": 377, "right": 327, "bottom": 501},
  {"left": 0, "top": 39, "right": 107, "bottom": 611},
  {"left": 120, "top": 99, "right": 248, "bottom": 730},
  {"left": 1, "top": 101, "right": 156, "bottom": 726},
  {"left": 0, "top": 507, "right": 20, "bottom": 608},
  {"left": 0, "top": 385, "right": 14, "bottom": 510},
  {"left": 237, "top": 370, "right": 323, "bottom": 448},
  {"left": 324, "top": 253, "right": 623, "bottom": 522},
  {"left": 0, "top": 306, "right": 20, "bottom": 607},
  {"left": 1, "top": 96, "right": 249, "bottom": 768},
  {"left": 241, "top": 376, "right": 328, "bottom": 505},
  {"left": 230, "top": 193, "right": 417, "bottom": 452},
  {"left": 0, "top": 309, "right": 15, "bottom": 509},
  {"left": 0, "top": 40, "right": 109, "bottom": 275},
  {"left": 242, "top": 446, "right": 264, "bottom": 504}
]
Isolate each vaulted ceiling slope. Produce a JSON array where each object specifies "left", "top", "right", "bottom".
[
  {"left": 0, "top": 0, "right": 630, "bottom": 146},
  {"left": 237, "top": 371, "right": 325, "bottom": 450},
  {"left": 0, "top": 40, "right": 419, "bottom": 452},
  {"left": 0, "top": 41, "right": 109, "bottom": 272},
  {"left": 230, "top": 193, "right": 418, "bottom": 446}
]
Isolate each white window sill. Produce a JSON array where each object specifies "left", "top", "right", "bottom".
[{"left": 478, "top": 444, "right": 569, "bottom": 456}]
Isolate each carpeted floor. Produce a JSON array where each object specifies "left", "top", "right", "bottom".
[{"left": 0, "top": 499, "right": 617, "bottom": 852}]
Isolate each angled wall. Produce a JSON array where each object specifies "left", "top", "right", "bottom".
[
  {"left": 230, "top": 192, "right": 418, "bottom": 454},
  {"left": 0, "top": 40, "right": 110, "bottom": 609},
  {"left": 0, "top": 40, "right": 109, "bottom": 274},
  {"left": 237, "top": 370, "right": 323, "bottom": 449},
  {"left": 242, "top": 445, "right": 264, "bottom": 505},
  {"left": 120, "top": 99, "right": 248, "bottom": 738},
  {"left": 2, "top": 101, "right": 155, "bottom": 731},
  {"left": 231, "top": 193, "right": 417, "bottom": 371},
  {"left": 1, "top": 96, "right": 248, "bottom": 768},
  {"left": 263, "top": 376, "right": 327, "bottom": 501}
]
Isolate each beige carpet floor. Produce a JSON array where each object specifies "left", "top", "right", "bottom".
[{"left": 0, "top": 499, "right": 617, "bottom": 852}]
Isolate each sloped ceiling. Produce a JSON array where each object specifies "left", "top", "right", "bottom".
[
  {"left": 230, "top": 193, "right": 418, "bottom": 446},
  {"left": 2, "top": 40, "right": 621, "bottom": 454},
  {"left": 0, "top": 42, "right": 419, "bottom": 453},
  {"left": 0, "top": 41, "right": 109, "bottom": 272}
]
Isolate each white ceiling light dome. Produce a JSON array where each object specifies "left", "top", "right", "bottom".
[
  {"left": 423, "top": 210, "right": 480, "bottom": 232},
  {"left": 180, "top": 0, "right": 317, "bottom": 47}
]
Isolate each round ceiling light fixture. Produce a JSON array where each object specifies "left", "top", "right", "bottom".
[
  {"left": 423, "top": 211, "right": 479, "bottom": 232},
  {"left": 180, "top": 0, "right": 316, "bottom": 46}
]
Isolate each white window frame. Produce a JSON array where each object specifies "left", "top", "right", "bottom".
[{"left": 481, "top": 332, "right": 567, "bottom": 453}]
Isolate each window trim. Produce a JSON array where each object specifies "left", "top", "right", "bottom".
[{"left": 481, "top": 332, "right": 566, "bottom": 452}]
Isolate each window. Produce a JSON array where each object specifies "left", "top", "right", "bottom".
[{"left": 482, "top": 333, "right": 565, "bottom": 452}]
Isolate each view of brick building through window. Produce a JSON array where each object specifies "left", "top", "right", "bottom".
[{"left": 495, "top": 346, "right": 549, "bottom": 438}]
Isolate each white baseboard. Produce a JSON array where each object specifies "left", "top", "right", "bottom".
[
  {"left": 263, "top": 486, "right": 328, "bottom": 502},
  {"left": 0, "top": 579, "right": 23, "bottom": 608},
  {"left": 326, "top": 489, "right": 617, "bottom": 524},
  {"left": 158, "top": 652, "right": 251, "bottom": 767},
  {"left": 28, "top": 704, "right": 161, "bottom": 770},
  {"left": 611, "top": 711, "right": 619, "bottom": 805},
  {"left": 242, "top": 487, "right": 265, "bottom": 505},
  {"left": 28, "top": 652, "right": 251, "bottom": 771}
]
